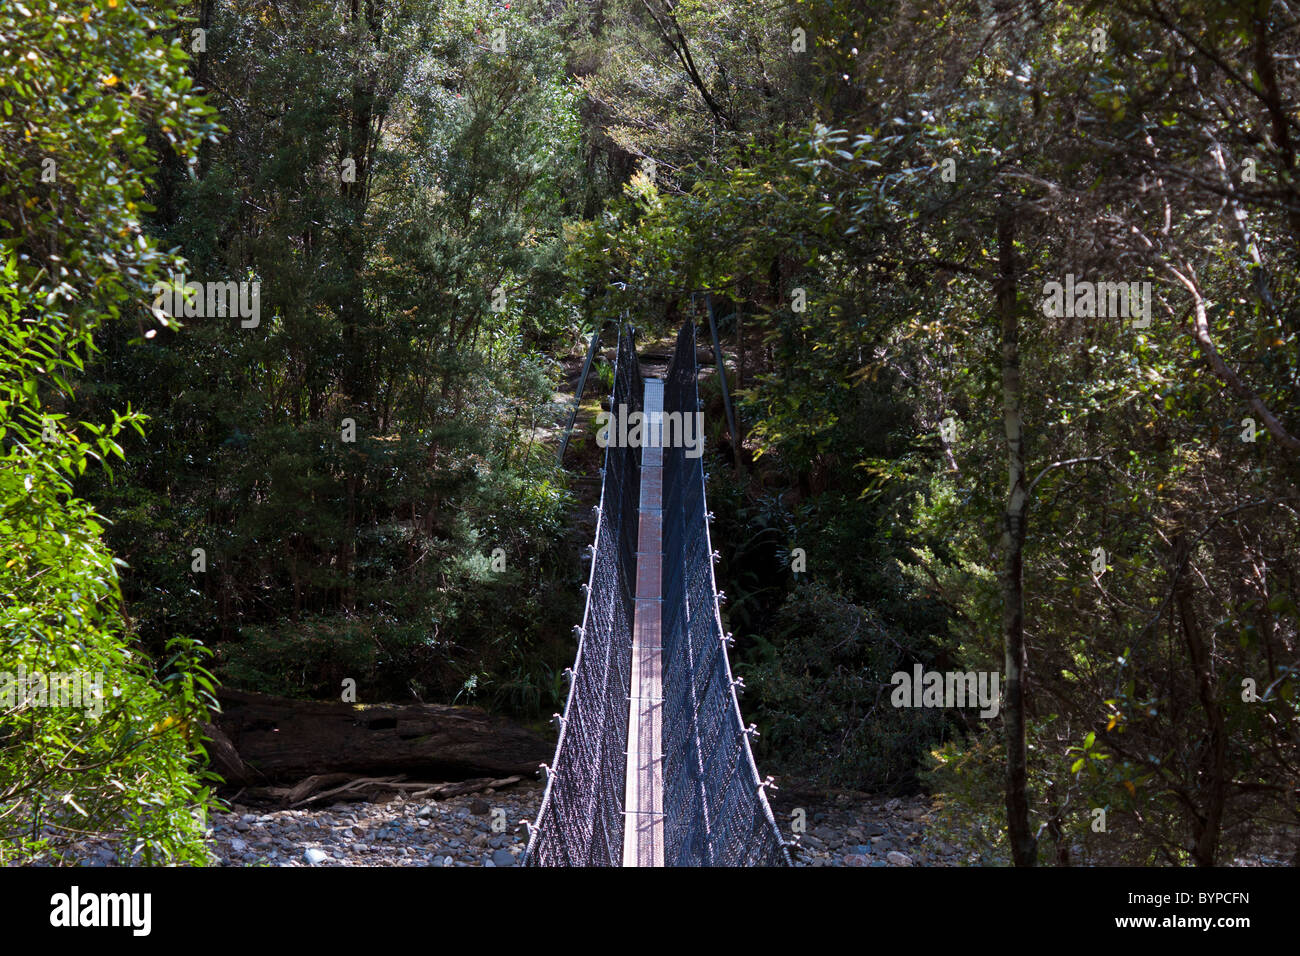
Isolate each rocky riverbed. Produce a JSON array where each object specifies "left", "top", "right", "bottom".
[
  {"left": 41, "top": 780, "right": 970, "bottom": 867},
  {"left": 208, "top": 783, "right": 539, "bottom": 867},
  {"left": 774, "top": 790, "right": 968, "bottom": 867}
]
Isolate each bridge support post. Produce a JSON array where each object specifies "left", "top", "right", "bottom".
[
  {"left": 557, "top": 325, "right": 603, "bottom": 467},
  {"left": 704, "top": 295, "right": 740, "bottom": 468}
]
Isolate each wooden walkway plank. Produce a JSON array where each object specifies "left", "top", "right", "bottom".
[{"left": 623, "top": 378, "right": 665, "bottom": 866}]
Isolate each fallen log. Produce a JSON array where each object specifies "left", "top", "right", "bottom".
[
  {"left": 283, "top": 773, "right": 358, "bottom": 806},
  {"left": 288, "top": 774, "right": 409, "bottom": 808},
  {"left": 202, "top": 720, "right": 261, "bottom": 787},
  {"left": 411, "top": 775, "right": 524, "bottom": 801},
  {"left": 249, "top": 773, "right": 530, "bottom": 809},
  {"left": 213, "top": 689, "right": 550, "bottom": 785}
]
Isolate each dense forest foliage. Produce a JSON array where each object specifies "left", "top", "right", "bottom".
[{"left": 3, "top": 0, "right": 1298, "bottom": 867}]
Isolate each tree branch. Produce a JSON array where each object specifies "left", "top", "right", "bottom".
[{"left": 1166, "top": 263, "right": 1300, "bottom": 458}]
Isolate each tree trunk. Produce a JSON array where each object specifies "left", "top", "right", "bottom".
[
  {"left": 997, "top": 206, "right": 1037, "bottom": 867},
  {"left": 1173, "top": 536, "right": 1227, "bottom": 866},
  {"left": 736, "top": 299, "right": 746, "bottom": 392},
  {"left": 338, "top": 0, "right": 383, "bottom": 406}
]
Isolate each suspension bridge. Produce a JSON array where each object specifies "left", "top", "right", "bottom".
[{"left": 523, "top": 320, "right": 791, "bottom": 867}]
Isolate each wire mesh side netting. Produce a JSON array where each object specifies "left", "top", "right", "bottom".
[
  {"left": 523, "top": 325, "right": 642, "bottom": 866},
  {"left": 661, "top": 320, "right": 791, "bottom": 866}
]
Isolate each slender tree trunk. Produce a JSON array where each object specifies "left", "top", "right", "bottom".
[
  {"left": 339, "top": 476, "right": 358, "bottom": 613},
  {"left": 1046, "top": 781, "right": 1069, "bottom": 866},
  {"left": 339, "top": 0, "right": 383, "bottom": 407},
  {"left": 997, "top": 206, "right": 1037, "bottom": 867},
  {"left": 1173, "top": 535, "right": 1227, "bottom": 866},
  {"left": 196, "top": 0, "right": 213, "bottom": 89},
  {"left": 736, "top": 300, "right": 746, "bottom": 391}
]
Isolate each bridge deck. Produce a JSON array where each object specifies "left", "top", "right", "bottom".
[{"left": 623, "top": 377, "right": 665, "bottom": 866}]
